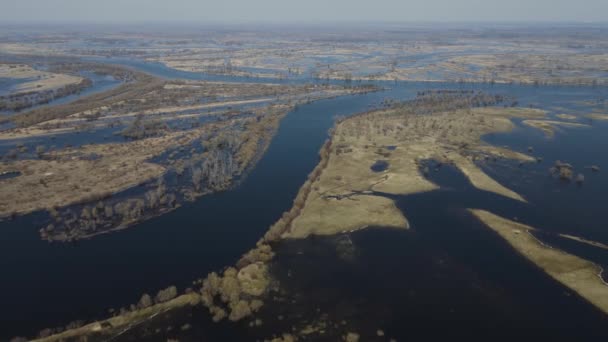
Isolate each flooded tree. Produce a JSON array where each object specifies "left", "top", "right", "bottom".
[
  {"left": 154, "top": 286, "right": 178, "bottom": 304},
  {"left": 137, "top": 293, "right": 153, "bottom": 309}
]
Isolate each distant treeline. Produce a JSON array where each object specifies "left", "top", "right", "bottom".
[{"left": 0, "top": 78, "right": 93, "bottom": 112}]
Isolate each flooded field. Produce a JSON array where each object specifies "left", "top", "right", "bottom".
[{"left": 0, "top": 23, "right": 608, "bottom": 341}]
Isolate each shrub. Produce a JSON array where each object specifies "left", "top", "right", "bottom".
[
  {"left": 35, "top": 145, "right": 46, "bottom": 156},
  {"left": 138, "top": 293, "right": 153, "bottom": 309},
  {"left": 228, "top": 300, "right": 252, "bottom": 321},
  {"left": 155, "top": 286, "right": 177, "bottom": 303},
  {"left": 559, "top": 167, "right": 573, "bottom": 181}
]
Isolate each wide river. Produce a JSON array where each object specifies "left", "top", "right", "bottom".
[{"left": 1, "top": 59, "right": 608, "bottom": 339}]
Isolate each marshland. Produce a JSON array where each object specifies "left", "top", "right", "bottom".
[{"left": 1, "top": 20, "right": 608, "bottom": 342}]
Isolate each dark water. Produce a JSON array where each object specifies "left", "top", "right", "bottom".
[
  {"left": 0, "top": 84, "right": 421, "bottom": 338},
  {"left": 483, "top": 121, "right": 608, "bottom": 244},
  {"left": 296, "top": 143, "right": 608, "bottom": 341},
  {"left": 0, "top": 77, "right": 38, "bottom": 96},
  {"left": 0, "top": 170, "right": 20, "bottom": 180},
  {"left": 370, "top": 160, "right": 389, "bottom": 172},
  {"left": 1, "top": 60, "right": 608, "bottom": 339},
  {"left": 265, "top": 163, "right": 608, "bottom": 341},
  {"left": 0, "top": 125, "right": 125, "bottom": 158}
]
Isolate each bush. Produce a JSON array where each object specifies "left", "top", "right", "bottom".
[
  {"left": 155, "top": 286, "right": 177, "bottom": 303},
  {"left": 559, "top": 167, "right": 573, "bottom": 181},
  {"left": 228, "top": 300, "right": 252, "bottom": 321},
  {"left": 35, "top": 145, "right": 46, "bottom": 157},
  {"left": 138, "top": 293, "right": 153, "bottom": 309}
]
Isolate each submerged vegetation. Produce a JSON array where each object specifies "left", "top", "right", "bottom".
[{"left": 0, "top": 65, "right": 376, "bottom": 241}]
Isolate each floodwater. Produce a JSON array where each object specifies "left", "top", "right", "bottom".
[
  {"left": 370, "top": 160, "right": 389, "bottom": 172},
  {"left": 1, "top": 59, "right": 608, "bottom": 339}
]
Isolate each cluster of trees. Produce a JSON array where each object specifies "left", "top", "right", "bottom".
[
  {"left": 0, "top": 78, "right": 92, "bottom": 112},
  {"left": 1, "top": 143, "right": 49, "bottom": 160},
  {"left": 41, "top": 181, "right": 177, "bottom": 241},
  {"left": 197, "top": 58, "right": 243, "bottom": 76},
  {"left": 40, "top": 119, "right": 257, "bottom": 241},
  {"left": 411, "top": 91, "right": 506, "bottom": 109},
  {"left": 11, "top": 67, "right": 162, "bottom": 127},
  {"left": 130, "top": 285, "right": 180, "bottom": 315},
  {"left": 482, "top": 60, "right": 608, "bottom": 87},
  {"left": 339, "top": 92, "right": 514, "bottom": 151},
  {"left": 119, "top": 114, "right": 169, "bottom": 140},
  {"left": 550, "top": 160, "right": 586, "bottom": 184},
  {"left": 190, "top": 133, "right": 241, "bottom": 192},
  {"left": 50, "top": 62, "right": 138, "bottom": 83},
  {"left": 200, "top": 265, "right": 266, "bottom": 322}
]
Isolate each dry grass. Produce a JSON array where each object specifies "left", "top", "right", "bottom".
[
  {"left": 449, "top": 153, "right": 525, "bottom": 202},
  {"left": 275, "top": 102, "right": 546, "bottom": 239},
  {"left": 285, "top": 194, "right": 409, "bottom": 239},
  {"left": 0, "top": 133, "right": 178, "bottom": 217}
]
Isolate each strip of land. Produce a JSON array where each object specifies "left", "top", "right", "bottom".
[
  {"left": 470, "top": 209, "right": 608, "bottom": 315},
  {"left": 32, "top": 293, "right": 201, "bottom": 342},
  {"left": 523, "top": 119, "right": 590, "bottom": 137},
  {"left": 587, "top": 113, "right": 608, "bottom": 121}
]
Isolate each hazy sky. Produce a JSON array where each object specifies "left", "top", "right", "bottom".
[{"left": 1, "top": 0, "right": 607, "bottom": 23}]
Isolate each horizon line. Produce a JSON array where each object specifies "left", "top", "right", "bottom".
[{"left": 2, "top": 19, "right": 608, "bottom": 26}]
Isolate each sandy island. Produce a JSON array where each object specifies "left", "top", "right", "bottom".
[{"left": 523, "top": 119, "right": 590, "bottom": 137}]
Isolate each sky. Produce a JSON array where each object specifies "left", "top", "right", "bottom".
[{"left": 1, "top": 0, "right": 607, "bottom": 23}]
